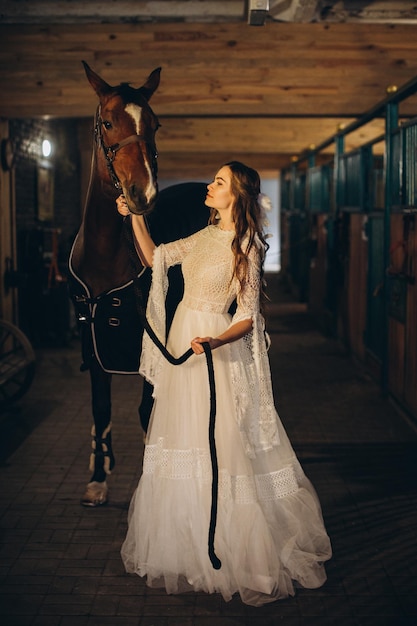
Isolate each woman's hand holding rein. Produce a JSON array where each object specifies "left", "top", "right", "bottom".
[
  {"left": 191, "top": 318, "right": 253, "bottom": 355},
  {"left": 116, "top": 194, "right": 131, "bottom": 216},
  {"left": 191, "top": 337, "right": 221, "bottom": 355},
  {"left": 116, "top": 195, "right": 155, "bottom": 267}
]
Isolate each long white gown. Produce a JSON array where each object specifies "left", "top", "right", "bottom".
[{"left": 121, "top": 225, "right": 332, "bottom": 607}]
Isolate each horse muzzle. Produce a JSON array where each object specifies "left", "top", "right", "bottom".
[{"left": 123, "top": 183, "right": 158, "bottom": 215}]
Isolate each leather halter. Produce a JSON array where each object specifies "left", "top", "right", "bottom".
[{"left": 94, "top": 105, "right": 159, "bottom": 190}]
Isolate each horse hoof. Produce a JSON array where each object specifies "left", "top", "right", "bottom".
[{"left": 81, "top": 481, "right": 108, "bottom": 507}]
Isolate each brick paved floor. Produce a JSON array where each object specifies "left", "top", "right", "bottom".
[{"left": 1, "top": 276, "right": 417, "bottom": 626}]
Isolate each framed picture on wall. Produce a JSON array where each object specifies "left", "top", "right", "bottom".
[{"left": 37, "top": 165, "right": 54, "bottom": 221}]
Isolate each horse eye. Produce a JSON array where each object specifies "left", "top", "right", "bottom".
[{"left": 103, "top": 120, "right": 112, "bottom": 130}]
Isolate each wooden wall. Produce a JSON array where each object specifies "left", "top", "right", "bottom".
[
  {"left": 388, "top": 214, "right": 407, "bottom": 401},
  {"left": 308, "top": 214, "right": 328, "bottom": 316},
  {"left": 388, "top": 213, "right": 417, "bottom": 415},
  {"left": 346, "top": 214, "right": 368, "bottom": 360},
  {"left": 0, "top": 122, "right": 16, "bottom": 323},
  {"left": 1, "top": 22, "right": 416, "bottom": 175},
  {"left": 404, "top": 216, "right": 417, "bottom": 415}
]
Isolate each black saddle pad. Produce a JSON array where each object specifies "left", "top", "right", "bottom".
[
  {"left": 68, "top": 273, "right": 147, "bottom": 374},
  {"left": 92, "top": 282, "right": 143, "bottom": 373}
]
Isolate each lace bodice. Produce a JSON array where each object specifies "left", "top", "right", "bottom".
[
  {"left": 162, "top": 225, "right": 260, "bottom": 319},
  {"left": 141, "top": 224, "right": 279, "bottom": 458}
]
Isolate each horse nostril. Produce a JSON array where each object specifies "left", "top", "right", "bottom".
[{"left": 129, "top": 184, "right": 138, "bottom": 200}]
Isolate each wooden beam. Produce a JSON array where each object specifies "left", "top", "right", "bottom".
[
  {"left": 1, "top": 0, "right": 416, "bottom": 25},
  {"left": 1, "top": 20, "right": 416, "bottom": 169},
  {"left": 77, "top": 114, "right": 385, "bottom": 160},
  {"left": 0, "top": 1, "right": 245, "bottom": 24},
  {"left": 156, "top": 152, "right": 286, "bottom": 178},
  {"left": 1, "top": 22, "right": 417, "bottom": 119},
  {"left": 156, "top": 116, "right": 386, "bottom": 154}
]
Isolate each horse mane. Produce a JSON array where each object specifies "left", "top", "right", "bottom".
[{"left": 114, "top": 82, "right": 145, "bottom": 103}]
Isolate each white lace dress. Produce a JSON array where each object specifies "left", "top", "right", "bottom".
[{"left": 121, "top": 225, "right": 332, "bottom": 607}]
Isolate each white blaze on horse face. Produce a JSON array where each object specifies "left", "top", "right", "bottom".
[{"left": 125, "top": 103, "right": 157, "bottom": 204}]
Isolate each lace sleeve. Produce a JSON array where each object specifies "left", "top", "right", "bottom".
[
  {"left": 139, "top": 228, "right": 204, "bottom": 392},
  {"left": 228, "top": 241, "right": 280, "bottom": 458},
  {"left": 161, "top": 229, "right": 203, "bottom": 267},
  {"left": 230, "top": 242, "right": 261, "bottom": 325}
]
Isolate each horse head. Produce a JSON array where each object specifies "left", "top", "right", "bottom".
[{"left": 83, "top": 61, "right": 161, "bottom": 215}]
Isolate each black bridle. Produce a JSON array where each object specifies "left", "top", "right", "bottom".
[{"left": 94, "top": 105, "right": 159, "bottom": 191}]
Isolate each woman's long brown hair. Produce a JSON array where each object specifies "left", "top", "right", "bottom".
[{"left": 208, "top": 161, "right": 269, "bottom": 310}]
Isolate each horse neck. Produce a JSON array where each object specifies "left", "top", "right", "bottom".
[
  {"left": 82, "top": 154, "right": 124, "bottom": 255},
  {"left": 70, "top": 139, "right": 139, "bottom": 297}
]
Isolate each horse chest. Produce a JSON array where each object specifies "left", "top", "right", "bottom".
[{"left": 73, "top": 242, "right": 132, "bottom": 296}]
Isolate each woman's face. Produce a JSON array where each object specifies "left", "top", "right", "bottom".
[{"left": 205, "top": 166, "right": 235, "bottom": 213}]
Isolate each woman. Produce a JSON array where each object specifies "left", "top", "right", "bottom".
[{"left": 118, "top": 161, "right": 332, "bottom": 606}]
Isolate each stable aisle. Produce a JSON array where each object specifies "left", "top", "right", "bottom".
[{"left": 0, "top": 277, "right": 416, "bottom": 626}]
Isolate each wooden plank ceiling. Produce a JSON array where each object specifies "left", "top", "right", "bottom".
[{"left": 1, "top": 1, "right": 417, "bottom": 176}]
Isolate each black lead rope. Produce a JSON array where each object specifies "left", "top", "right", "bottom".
[
  {"left": 125, "top": 220, "right": 222, "bottom": 570},
  {"left": 203, "top": 341, "right": 222, "bottom": 571}
]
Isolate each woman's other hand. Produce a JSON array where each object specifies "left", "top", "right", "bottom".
[
  {"left": 191, "top": 337, "right": 221, "bottom": 354},
  {"left": 191, "top": 319, "right": 252, "bottom": 354},
  {"left": 116, "top": 195, "right": 130, "bottom": 216}
]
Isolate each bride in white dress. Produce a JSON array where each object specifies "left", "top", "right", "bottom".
[{"left": 117, "top": 161, "right": 332, "bottom": 607}]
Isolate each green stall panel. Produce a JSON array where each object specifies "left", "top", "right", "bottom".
[
  {"left": 372, "top": 155, "right": 385, "bottom": 210},
  {"left": 293, "top": 172, "right": 306, "bottom": 211},
  {"left": 288, "top": 212, "right": 310, "bottom": 301},
  {"left": 281, "top": 174, "right": 291, "bottom": 212},
  {"left": 307, "top": 164, "right": 331, "bottom": 213},
  {"left": 323, "top": 215, "right": 340, "bottom": 318},
  {"left": 390, "top": 128, "right": 402, "bottom": 210},
  {"left": 338, "top": 146, "right": 374, "bottom": 212},
  {"left": 403, "top": 120, "right": 417, "bottom": 208}
]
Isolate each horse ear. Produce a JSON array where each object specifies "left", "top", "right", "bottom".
[
  {"left": 139, "top": 67, "right": 162, "bottom": 102},
  {"left": 82, "top": 60, "right": 113, "bottom": 97}
]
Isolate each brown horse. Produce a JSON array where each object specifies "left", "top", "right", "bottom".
[
  {"left": 72, "top": 62, "right": 161, "bottom": 292},
  {"left": 69, "top": 62, "right": 161, "bottom": 506},
  {"left": 69, "top": 63, "right": 209, "bottom": 506}
]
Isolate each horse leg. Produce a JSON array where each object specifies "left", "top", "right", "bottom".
[
  {"left": 81, "top": 357, "right": 115, "bottom": 506},
  {"left": 138, "top": 378, "right": 154, "bottom": 433}
]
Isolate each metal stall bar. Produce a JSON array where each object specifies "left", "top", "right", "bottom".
[
  {"left": 382, "top": 100, "right": 400, "bottom": 391},
  {"left": 281, "top": 73, "right": 417, "bottom": 388}
]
